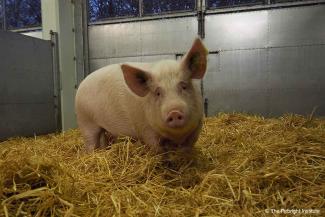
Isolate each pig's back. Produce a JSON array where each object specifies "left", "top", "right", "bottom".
[{"left": 76, "top": 63, "right": 149, "bottom": 138}]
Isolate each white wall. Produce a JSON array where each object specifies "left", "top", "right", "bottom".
[{"left": 21, "top": 30, "right": 43, "bottom": 39}]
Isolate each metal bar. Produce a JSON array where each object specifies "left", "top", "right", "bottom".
[
  {"left": 89, "top": 43, "right": 325, "bottom": 60},
  {"left": 82, "top": 0, "right": 90, "bottom": 76},
  {"left": 139, "top": 0, "right": 143, "bottom": 17},
  {"left": 197, "top": 0, "right": 205, "bottom": 39},
  {"left": 197, "top": 0, "right": 206, "bottom": 110},
  {"left": 50, "top": 31, "right": 62, "bottom": 132},
  {"left": 10, "top": 27, "right": 42, "bottom": 33},
  {"left": 217, "top": 44, "right": 325, "bottom": 52},
  {"left": 2, "top": 0, "right": 6, "bottom": 30},
  {"left": 0, "top": 0, "right": 2, "bottom": 29},
  {"left": 90, "top": 50, "right": 221, "bottom": 60},
  {"left": 204, "top": 98, "right": 208, "bottom": 117},
  {"left": 202, "top": 0, "right": 206, "bottom": 10}
]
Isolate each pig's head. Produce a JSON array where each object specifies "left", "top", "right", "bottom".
[{"left": 121, "top": 38, "right": 208, "bottom": 141}]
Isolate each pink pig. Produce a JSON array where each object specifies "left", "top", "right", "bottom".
[{"left": 75, "top": 38, "right": 208, "bottom": 153}]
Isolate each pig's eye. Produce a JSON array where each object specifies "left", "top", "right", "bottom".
[
  {"left": 179, "top": 81, "right": 188, "bottom": 91},
  {"left": 155, "top": 88, "right": 162, "bottom": 97}
]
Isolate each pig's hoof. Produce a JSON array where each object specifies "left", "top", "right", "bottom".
[
  {"left": 83, "top": 145, "right": 95, "bottom": 154},
  {"left": 145, "top": 144, "right": 163, "bottom": 155}
]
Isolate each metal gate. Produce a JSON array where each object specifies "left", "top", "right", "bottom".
[{"left": 0, "top": 30, "right": 60, "bottom": 140}]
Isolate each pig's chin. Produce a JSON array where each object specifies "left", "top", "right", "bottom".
[{"left": 154, "top": 119, "right": 198, "bottom": 142}]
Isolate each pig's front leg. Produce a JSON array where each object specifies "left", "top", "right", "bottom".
[
  {"left": 141, "top": 128, "right": 162, "bottom": 154},
  {"left": 79, "top": 122, "right": 102, "bottom": 152},
  {"left": 98, "top": 130, "right": 116, "bottom": 149}
]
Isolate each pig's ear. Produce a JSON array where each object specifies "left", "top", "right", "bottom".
[
  {"left": 121, "top": 64, "right": 151, "bottom": 97},
  {"left": 181, "top": 38, "right": 208, "bottom": 79}
]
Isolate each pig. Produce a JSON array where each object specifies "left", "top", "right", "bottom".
[{"left": 75, "top": 38, "right": 208, "bottom": 153}]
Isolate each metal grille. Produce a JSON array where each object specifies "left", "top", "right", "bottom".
[
  {"left": 270, "top": 0, "right": 308, "bottom": 3},
  {"left": 5, "top": 0, "right": 41, "bottom": 29},
  {"left": 88, "top": 0, "right": 139, "bottom": 22},
  {"left": 142, "top": 0, "right": 196, "bottom": 15},
  {"left": 206, "top": 0, "right": 265, "bottom": 9}
]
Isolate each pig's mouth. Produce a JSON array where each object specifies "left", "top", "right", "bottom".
[{"left": 156, "top": 117, "right": 198, "bottom": 142}]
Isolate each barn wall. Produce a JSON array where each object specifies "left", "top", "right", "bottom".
[
  {"left": 88, "top": 16, "right": 198, "bottom": 72},
  {"left": 204, "top": 5, "right": 325, "bottom": 116},
  {"left": 88, "top": 4, "right": 325, "bottom": 117}
]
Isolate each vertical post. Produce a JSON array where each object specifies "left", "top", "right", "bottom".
[
  {"left": 41, "top": 0, "right": 77, "bottom": 130},
  {"left": 50, "top": 31, "right": 62, "bottom": 132},
  {"left": 204, "top": 98, "right": 208, "bottom": 117},
  {"left": 139, "top": 0, "right": 143, "bottom": 17},
  {"left": 197, "top": 0, "right": 205, "bottom": 39},
  {"left": 2, "top": 0, "right": 7, "bottom": 30},
  {"left": 82, "top": 0, "right": 90, "bottom": 76},
  {"left": 197, "top": 0, "right": 208, "bottom": 116},
  {"left": 75, "top": 0, "right": 89, "bottom": 85}
]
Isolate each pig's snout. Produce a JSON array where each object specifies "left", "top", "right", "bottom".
[{"left": 166, "top": 110, "right": 186, "bottom": 128}]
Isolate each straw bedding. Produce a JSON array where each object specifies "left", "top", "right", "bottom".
[{"left": 0, "top": 113, "right": 324, "bottom": 216}]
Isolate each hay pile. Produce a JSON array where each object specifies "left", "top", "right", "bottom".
[{"left": 0, "top": 113, "right": 324, "bottom": 216}]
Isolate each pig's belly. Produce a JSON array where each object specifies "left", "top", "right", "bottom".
[{"left": 98, "top": 115, "right": 138, "bottom": 138}]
